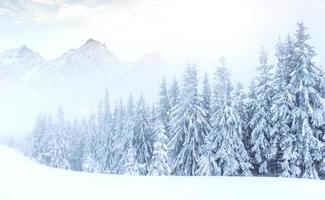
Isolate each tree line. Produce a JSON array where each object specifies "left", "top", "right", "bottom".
[{"left": 26, "top": 23, "right": 325, "bottom": 179}]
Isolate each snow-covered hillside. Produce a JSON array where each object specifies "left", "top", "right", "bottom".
[{"left": 0, "top": 144, "right": 325, "bottom": 200}]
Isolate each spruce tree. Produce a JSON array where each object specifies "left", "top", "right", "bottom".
[
  {"left": 196, "top": 142, "right": 221, "bottom": 175},
  {"left": 124, "top": 144, "right": 140, "bottom": 175},
  {"left": 159, "top": 77, "right": 171, "bottom": 134},
  {"left": 271, "top": 36, "right": 300, "bottom": 177},
  {"left": 202, "top": 73, "right": 212, "bottom": 123},
  {"left": 210, "top": 59, "right": 252, "bottom": 176},
  {"left": 289, "top": 23, "right": 325, "bottom": 179},
  {"left": 29, "top": 113, "right": 48, "bottom": 162},
  {"left": 148, "top": 120, "right": 170, "bottom": 176},
  {"left": 112, "top": 97, "right": 134, "bottom": 174},
  {"left": 68, "top": 120, "right": 83, "bottom": 171},
  {"left": 110, "top": 100, "right": 127, "bottom": 174},
  {"left": 99, "top": 90, "right": 113, "bottom": 173},
  {"left": 168, "top": 65, "right": 210, "bottom": 176},
  {"left": 233, "top": 83, "right": 250, "bottom": 152},
  {"left": 169, "top": 76, "right": 180, "bottom": 109},
  {"left": 132, "top": 95, "right": 153, "bottom": 175},
  {"left": 46, "top": 108, "right": 71, "bottom": 169},
  {"left": 249, "top": 47, "right": 274, "bottom": 175},
  {"left": 82, "top": 114, "right": 101, "bottom": 173}
]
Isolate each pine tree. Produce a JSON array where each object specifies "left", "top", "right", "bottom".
[
  {"left": 233, "top": 83, "right": 250, "bottom": 152},
  {"left": 168, "top": 65, "right": 211, "bottom": 176},
  {"left": 196, "top": 141, "right": 221, "bottom": 176},
  {"left": 249, "top": 47, "right": 274, "bottom": 175},
  {"left": 68, "top": 119, "right": 84, "bottom": 171},
  {"left": 271, "top": 36, "right": 300, "bottom": 177},
  {"left": 132, "top": 95, "right": 153, "bottom": 175},
  {"left": 244, "top": 80, "right": 258, "bottom": 162},
  {"left": 202, "top": 73, "right": 212, "bottom": 123},
  {"left": 288, "top": 23, "right": 325, "bottom": 179},
  {"left": 169, "top": 76, "right": 180, "bottom": 109},
  {"left": 111, "top": 95, "right": 136, "bottom": 174},
  {"left": 110, "top": 100, "right": 127, "bottom": 174},
  {"left": 124, "top": 144, "right": 140, "bottom": 175},
  {"left": 148, "top": 120, "right": 170, "bottom": 175},
  {"left": 45, "top": 107, "right": 71, "bottom": 169},
  {"left": 159, "top": 77, "right": 171, "bottom": 134},
  {"left": 210, "top": 59, "right": 252, "bottom": 176},
  {"left": 82, "top": 115, "right": 101, "bottom": 173},
  {"left": 29, "top": 113, "right": 48, "bottom": 162},
  {"left": 98, "top": 90, "right": 113, "bottom": 173},
  {"left": 167, "top": 77, "right": 180, "bottom": 140}
]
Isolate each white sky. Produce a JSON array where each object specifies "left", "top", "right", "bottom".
[{"left": 0, "top": 0, "right": 325, "bottom": 80}]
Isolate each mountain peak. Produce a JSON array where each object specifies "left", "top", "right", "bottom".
[
  {"left": 18, "top": 45, "right": 33, "bottom": 55},
  {"left": 0, "top": 45, "right": 43, "bottom": 61},
  {"left": 48, "top": 38, "right": 123, "bottom": 78},
  {"left": 84, "top": 38, "right": 105, "bottom": 47},
  {"left": 20, "top": 45, "right": 28, "bottom": 50}
]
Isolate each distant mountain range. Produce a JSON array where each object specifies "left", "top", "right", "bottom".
[{"left": 0, "top": 39, "right": 177, "bottom": 85}]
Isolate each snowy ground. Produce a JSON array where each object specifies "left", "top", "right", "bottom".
[{"left": 1, "top": 145, "right": 325, "bottom": 200}]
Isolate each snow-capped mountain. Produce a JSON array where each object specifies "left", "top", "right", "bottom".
[
  {"left": 43, "top": 39, "right": 123, "bottom": 80},
  {"left": 0, "top": 45, "right": 44, "bottom": 81},
  {"left": 0, "top": 39, "right": 177, "bottom": 84}
]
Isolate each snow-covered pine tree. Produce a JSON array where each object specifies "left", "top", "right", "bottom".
[
  {"left": 202, "top": 73, "right": 212, "bottom": 123},
  {"left": 82, "top": 114, "right": 101, "bottom": 173},
  {"left": 112, "top": 95, "right": 135, "bottom": 174},
  {"left": 110, "top": 100, "right": 126, "bottom": 174},
  {"left": 68, "top": 119, "right": 84, "bottom": 171},
  {"left": 167, "top": 77, "right": 180, "bottom": 140},
  {"left": 244, "top": 80, "right": 258, "bottom": 162},
  {"left": 270, "top": 36, "right": 300, "bottom": 177},
  {"left": 288, "top": 23, "right": 325, "bottom": 179},
  {"left": 159, "top": 77, "right": 171, "bottom": 135},
  {"left": 98, "top": 90, "right": 113, "bottom": 173},
  {"left": 249, "top": 47, "right": 274, "bottom": 175},
  {"left": 45, "top": 107, "right": 71, "bottom": 169},
  {"left": 196, "top": 73, "right": 221, "bottom": 176},
  {"left": 124, "top": 143, "right": 140, "bottom": 175},
  {"left": 132, "top": 95, "right": 153, "bottom": 175},
  {"left": 28, "top": 113, "right": 48, "bottom": 161},
  {"left": 168, "top": 65, "right": 211, "bottom": 176},
  {"left": 210, "top": 59, "right": 252, "bottom": 176},
  {"left": 169, "top": 76, "right": 180, "bottom": 109},
  {"left": 196, "top": 140, "right": 221, "bottom": 176},
  {"left": 148, "top": 120, "right": 170, "bottom": 176},
  {"left": 233, "top": 83, "right": 251, "bottom": 153}
]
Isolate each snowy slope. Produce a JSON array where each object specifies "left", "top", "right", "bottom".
[{"left": 0, "top": 145, "right": 325, "bottom": 200}]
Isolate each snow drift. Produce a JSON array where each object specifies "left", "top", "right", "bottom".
[{"left": 0, "top": 145, "right": 325, "bottom": 200}]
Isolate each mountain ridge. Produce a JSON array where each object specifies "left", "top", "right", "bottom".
[{"left": 0, "top": 38, "right": 173, "bottom": 83}]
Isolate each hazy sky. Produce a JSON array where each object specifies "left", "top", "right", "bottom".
[{"left": 0, "top": 0, "right": 325, "bottom": 80}]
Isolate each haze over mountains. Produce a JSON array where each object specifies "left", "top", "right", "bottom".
[
  {"left": 0, "top": 39, "right": 177, "bottom": 84},
  {"left": 0, "top": 39, "right": 179, "bottom": 136}
]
